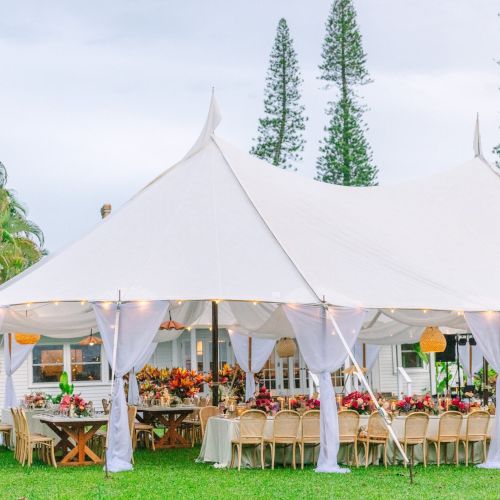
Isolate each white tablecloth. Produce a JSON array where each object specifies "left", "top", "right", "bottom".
[{"left": 197, "top": 413, "right": 495, "bottom": 468}]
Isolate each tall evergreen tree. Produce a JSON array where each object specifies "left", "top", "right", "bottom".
[
  {"left": 251, "top": 18, "right": 306, "bottom": 170},
  {"left": 316, "top": 0, "right": 378, "bottom": 186}
]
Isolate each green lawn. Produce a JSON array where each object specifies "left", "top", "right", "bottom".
[{"left": 0, "top": 446, "right": 499, "bottom": 500}]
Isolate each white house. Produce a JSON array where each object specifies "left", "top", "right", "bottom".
[{"left": 0, "top": 330, "right": 436, "bottom": 409}]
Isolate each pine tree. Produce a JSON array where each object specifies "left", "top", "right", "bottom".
[
  {"left": 251, "top": 18, "right": 306, "bottom": 170},
  {"left": 316, "top": 0, "right": 378, "bottom": 186}
]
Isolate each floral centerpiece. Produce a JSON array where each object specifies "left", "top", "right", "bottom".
[
  {"left": 342, "top": 391, "right": 373, "bottom": 414},
  {"left": 59, "top": 394, "right": 90, "bottom": 417},
  {"left": 254, "top": 386, "right": 279, "bottom": 414},
  {"left": 396, "top": 394, "right": 436, "bottom": 414},
  {"left": 168, "top": 367, "right": 207, "bottom": 400},
  {"left": 24, "top": 392, "right": 48, "bottom": 409},
  {"left": 441, "top": 397, "right": 471, "bottom": 414},
  {"left": 305, "top": 398, "right": 320, "bottom": 410}
]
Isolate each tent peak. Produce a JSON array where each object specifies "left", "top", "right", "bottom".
[
  {"left": 183, "top": 91, "right": 222, "bottom": 160},
  {"left": 473, "top": 113, "right": 483, "bottom": 159}
]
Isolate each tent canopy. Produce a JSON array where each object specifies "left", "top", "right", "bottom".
[{"left": 0, "top": 95, "right": 498, "bottom": 320}]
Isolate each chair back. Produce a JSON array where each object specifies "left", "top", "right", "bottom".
[
  {"left": 404, "top": 412, "right": 429, "bottom": 440},
  {"left": 10, "top": 408, "right": 19, "bottom": 435},
  {"left": 127, "top": 405, "right": 137, "bottom": 440},
  {"left": 338, "top": 410, "right": 360, "bottom": 440},
  {"left": 17, "top": 408, "right": 30, "bottom": 438},
  {"left": 239, "top": 410, "right": 267, "bottom": 440},
  {"left": 367, "top": 411, "right": 389, "bottom": 439},
  {"left": 465, "top": 410, "right": 490, "bottom": 439},
  {"left": 301, "top": 410, "right": 320, "bottom": 441},
  {"left": 438, "top": 411, "right": 462, "bottom": 439},
  {"left": 200, "top": 406, "right": 219, "bottom": 436},
  {"left": 102, "top": 399, "right": 110, "bottom": 414},
  {"left": 273, "top": 410, "right": 300, "bottom": 440}
]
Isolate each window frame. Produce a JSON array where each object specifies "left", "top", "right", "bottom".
[
  {"left": 399, "top": 343, "right": 427, "bottom": 371},
  {"left": 29, "top": 341, "right": 109, "bottom": 389}
]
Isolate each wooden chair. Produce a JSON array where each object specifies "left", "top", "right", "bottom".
[
  {"left": 427, "top": 411, "right": 462, "bottom": 466},
  {"left": 393, "top": 412, "right": 429, "bottom": 467},
  {"left": 338, "top": 410, "right": 360, "bottom": 467},
  {"left": 230, "top": 409, "right": 267, "bottom": 471},
  {"left": 199, "top": 406, "right": 219, "bottom": 441},
  {"left": 298, "top": 409, "right": 320, "bottom": 470},
  {"left": 17, "top": 408, "right": 57, "bottom": 467},
  {"left": 128, "top": 405, "right": 137, "bottom": 464},
  {"left": 102, "top": 399, "right": 110, "bottom": 414},
  {"left": 10, "top": 408, "right": 21, "bottom": 462},
  {"left": 358, "top": 411, "right": 391, "bottom": 467},
  {"left": 459, "top": 410, "right": 490, "bottom": 466},
  {"left": 264, "top": 410, "right": 300, "bottom": 469},
  {"left": 0, "top": 421, "right": 12, "bottom": 448}
]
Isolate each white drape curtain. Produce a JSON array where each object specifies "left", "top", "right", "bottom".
[
  {"left": 127, "top": 342, "right": 158, "bottom": 405},
  {"left": 3, "top": 324, "right": 35, "bottom": 409},
  {"left": 93, "top": 300, "right": 169, "bottom": 472},
  {"left": 229, "top": 331, "right": 275, "bottom": 400},
  {"left": 283, "top": 305, "right": 365, "bottom": 473},
  {"left": 465, "top": 312, "right": 500, "bottom": 468},
  {"left": 457, "top": 343, "right": 484, "bottom": 384}
]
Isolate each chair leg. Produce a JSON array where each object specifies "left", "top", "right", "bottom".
[
  {"left": 463, "top": 441, "right": 468, "bottom": 467},
  {"left": 292, "top": 443, "right": 296, "bottom": 470},
  {"left": 364, "top": 442, "right": 369, "bottom": 468},
  {"left": 300, "top": 444, "right": 304, "bottom": 470},
  {"left": 354, "top": 440, "right": 359, "bottom": 468},
  {"left": 423, "top": 441, "right": 427, "bottom": 468},
  {"left": 403, "top": 443, "right": 407, "bottom": 468},
  {"left": 455, "top": 440, "right": 459, "bottom": 466},
  {"left": 50, "top": 443, "right": 57, "bottom": 468},
  {"left": 471, "top": 441, "right": 474, "bottom": 465},
  {"left": 230, "top": 444, "right": 235, "bottom": 468},
  {"left": 237, "top": 444, "right": 242, "bottom": 471},
  {"left": 271, "top": 443, "right": 275, "bottom": 470},
  {"left": 482, "top": 439, "right": 487, "bottom": 463},
  {"left": 384, "top": 442, "right": 388, "bottom": 468},
  {"left": 260, "top": 443, "right": 265, "bottom": 470}
]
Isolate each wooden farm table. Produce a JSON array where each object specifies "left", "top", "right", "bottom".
[
  {"left": 136, "top": 406, "right": 199, "bottom": 449},
  {"left": 33, "top": 414, "right": 107, "bottom": 466}
]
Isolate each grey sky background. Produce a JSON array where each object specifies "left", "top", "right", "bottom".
[{"left": 0, "top": 0, "right": 498, "bottom": 251}]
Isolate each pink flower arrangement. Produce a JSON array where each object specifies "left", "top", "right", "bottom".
[
  {"left": 305, "top": 398, "right": 320, "bottom": 410},
  {"left": 441, "top": 397, "right": 470, "bottom": 413},
  {"left": 59, "top": 394, "right": 90, "bottom": 416},
  {"left": 397, "top": 394, "right": 435, "bottom": 413},
  {"left": 342, "top": 391, "right": 373, "bottom": 414}
]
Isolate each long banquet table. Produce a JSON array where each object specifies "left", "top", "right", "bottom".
[{"left": 198, "top": 413, "right": 495, "bottom": 468}]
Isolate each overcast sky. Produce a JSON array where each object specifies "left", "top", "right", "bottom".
[{"left": 0, "top": 0, "right": 498, "bottom": 251}]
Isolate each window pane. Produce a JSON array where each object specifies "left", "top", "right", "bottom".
[
  {"left": 70, "top": 344, "right": 101, "bottom": 363},
  {"left": 33, "top": 345, "right": 64, "bottom": 365},
  {"left": 71, "top": 363, "right": 102, "bottom": 382},
  {"left": 70, "top": 344, "right": 102, "bottom": 381},
  {"left": 401, "top": 343, "right": 423, "bottom": 368},
  {"left": 32, "top": 345, "right": 64, "bottom": 383}
]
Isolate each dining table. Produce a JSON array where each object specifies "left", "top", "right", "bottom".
[
  {"left": 198, "top": 413, "right": 495, "bottom": 468},
  {"left": 135, "top": 405, "right": 200, "bottom": 449},
  {"left": 32, "top": 413, "right": 107, "bottom": 466}
]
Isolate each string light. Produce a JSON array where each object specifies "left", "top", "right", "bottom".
[
  {"left": 422, "top": 309, "right": 427, "bottom": 314},
  {"left": 54, "top": 301, "right": 59, "bottom": 306},
  {"left": 177, "top": 300, "right": 183, "bottom": 305},
  {"left": 80, "top": 300, "right": 87, "bottom": 306}
]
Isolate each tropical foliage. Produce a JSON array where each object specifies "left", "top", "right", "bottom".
[{"left": 0, "top": 161, "right": 45, "bottom": 283}]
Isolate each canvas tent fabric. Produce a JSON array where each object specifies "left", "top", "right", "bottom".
[{"left": 0, "top": 97, "right": 499, "bottom": 312}]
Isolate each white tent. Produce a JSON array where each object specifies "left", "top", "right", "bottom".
[{"left": 0, "top": 95, "right": 499, "bottom": 471}]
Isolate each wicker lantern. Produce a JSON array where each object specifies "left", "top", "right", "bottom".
[
  {"left": 79, "top": 329, "right": 103, "bottom": 346},
  {"left": 160, "top": 311, "right": 186, "bottom": 331},
  {"left": 15, "top": 333, "right": 41, "bottom": 345},
  {"left": 276, "top": 337, "right": 296, "bottom": 358},
  {"left": 420, "top": 326, "right": 446, "bottom": 353}
]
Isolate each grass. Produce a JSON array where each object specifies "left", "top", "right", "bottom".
[{"left": 0, "top": 446, "right": 499, "bottom": 500}]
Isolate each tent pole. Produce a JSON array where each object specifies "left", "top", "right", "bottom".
[
  {"left": 469, "top": 343, "right": 472, "bottom": 385},
  {"left": 248, "top": 336, "right": 252, "bottom": 397},
  {"left": 326, "top": 306, "right": 409, "bottom": 464},
  {"left": 456, "top": 335, "right": 461, "bottom": 397},
  {"left": 211, "top": 301, "right": 219, "bottom": 407},
  {"left": 8, "top": 332, "right": 12, "bottom": 359},
  {"left": 482, "top": 358, "right": 489, "bottom": 406}
]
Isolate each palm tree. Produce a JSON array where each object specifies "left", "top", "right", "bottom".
[{"left": 0, "top": 161, "right": 45, "bottom": 283}]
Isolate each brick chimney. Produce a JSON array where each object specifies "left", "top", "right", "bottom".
[{"left": 100, "top": 203, "right": 112, "bottom": 219}]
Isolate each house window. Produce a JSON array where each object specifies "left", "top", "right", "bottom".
[
  {"left": 32, "top": 342, "right": 106, "bottom": 385},
  {"left": 401, "top": 343, "right": 424, "bottom": 368},
  {"left": 32, "top": 345, "right": 64, "bottom": 383},
  {"left": 70, "top": 344, "right": 102, "bottom": 381},
  {"left": 331, "top": 369, "right": 344, "bottom": 388}
]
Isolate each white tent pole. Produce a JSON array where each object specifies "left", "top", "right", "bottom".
[
  {"left": 110, "top": 290, "right": 122, "bottom": 397},
  {"left": 326, "top": 305, "right": 409, "bottom": 464}
]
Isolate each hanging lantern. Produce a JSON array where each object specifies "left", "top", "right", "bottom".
[
  {"left": 79, "top": 329, "right": 103, "bottom": 347},
  {"left": 420, "top": 326, "right": 446, "bottom": 353},
  {"left": 276, "top": 337, "right": 296, "bottom": 358},
  {"left": 15, "top": 333, "right": 41, "bottom": 345},
  {"left": 160, "top": 311, "right": 186, "bottom": 331}
]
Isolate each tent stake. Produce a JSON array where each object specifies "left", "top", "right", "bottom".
[
  {"left": 211, "top": 301, "right": 219, "bottom": 407},
  {"left": 326, "top": 305, "right": 409, "bottom": 465}
]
